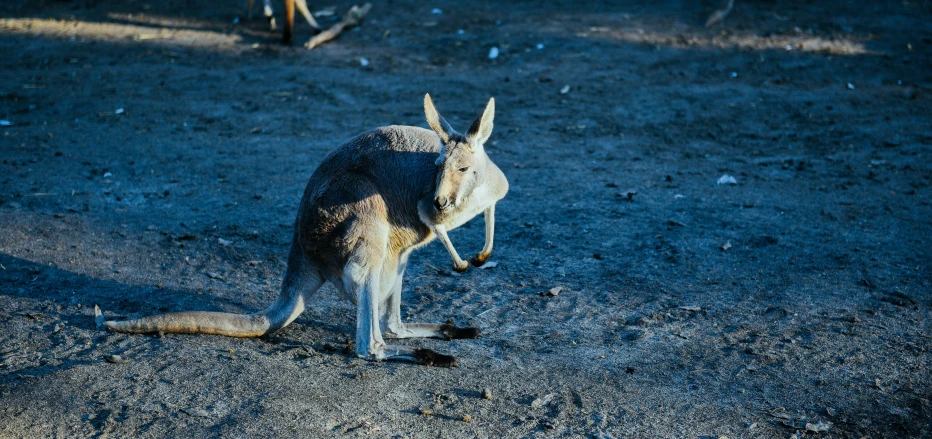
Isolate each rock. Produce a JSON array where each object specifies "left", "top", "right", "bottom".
[
  {"left": 531, "top": 393, "right": 555, "bottom": 408},
  {"left": 182, "top": 407, "right": 209, "bottom": 417},
  {"left": 104, "top": 354, "right": 131, "bottom": 364},
  {"left": 482, "top": 388, "right": 493, "bottom": 400},
  {"left": 717, "top": 174, "right": 738, "bottom": 185},
  {"left": 805, "top": 420, "right": 832, "bottom": 432}
]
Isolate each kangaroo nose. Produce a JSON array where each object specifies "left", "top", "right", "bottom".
[{"left": 434, "top": 197, "right": 450, "bottom": 211}]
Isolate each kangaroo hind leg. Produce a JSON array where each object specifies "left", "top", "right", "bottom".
[
  {"left": 382, "top": 253, "right": 481, "bottom": 341},
  {"left": 262, "top": 0, "right": 277, "bottom": 31},
  {"left": 345, "top": 246, "right": 459, "bottom": 367}
]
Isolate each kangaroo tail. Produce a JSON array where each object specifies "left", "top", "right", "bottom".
[
  {"left": 94, "top": 271, "right": 323, "bottom": 338},
  {"left": 96, "top": 242, "right": 324, "bottom": 337},
  {"left": 95, "top": 306, "right": 274, "bottom": 337}
]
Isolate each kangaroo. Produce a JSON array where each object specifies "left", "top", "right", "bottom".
[
  {"left": 96, "top": 94, "right": 509, "bottom": 366},
  {"left": 246, "top": 0, "right": 320, "bottom": 44}
]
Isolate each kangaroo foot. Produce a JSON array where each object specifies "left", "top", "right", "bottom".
[
  {"left": 440, "top": 324, "right": 481, "bottom": 340},
  {"left": 414, "top": 348, "right": 458, "bottom": 367}
]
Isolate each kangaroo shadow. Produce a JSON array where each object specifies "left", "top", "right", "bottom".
[{"left": 0, "top": 252, "right": 268, "bottom": 381}]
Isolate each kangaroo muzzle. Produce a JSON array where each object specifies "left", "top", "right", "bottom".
[{"left": 434, "top": 196, "right": 452, "bottom": 212}]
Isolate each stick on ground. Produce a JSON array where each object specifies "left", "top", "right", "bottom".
[{"left": 304, "top": 3, "right": 372, "bottom": 49}]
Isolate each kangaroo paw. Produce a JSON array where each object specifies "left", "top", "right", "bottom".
[
  {"left": 440, "top": 324, "right": 481, "bottom": 339},
  {"left": 452, "top": 260, "right": 469, "bottom": 273},
  {"left": 414, "top": 348, "right": 458, "bottom": 367},
  {"left": 470, "top": 253, "right": 490, "bottom": 267}
]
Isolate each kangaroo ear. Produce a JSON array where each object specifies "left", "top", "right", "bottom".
[
  {"left": 424, "top": 94, "right": 455, "bottom": 143},
  {"left": 466, "top": 97, "right": 494, "bottom": 148}
]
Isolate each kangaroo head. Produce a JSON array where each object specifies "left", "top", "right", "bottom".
[{"left": 423, "top": 94, "right": 495, "bottom": 216}]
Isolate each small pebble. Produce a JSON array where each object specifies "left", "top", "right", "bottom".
[
  {"left": 716, "top": 174, "right": 737, "bottom": 185},
  {"left": 104, "top": 354, "right": 131, "bottom": 364},
  {"left": 482, "top": 388, "right": 493, "bottom": 400},
  {"left": 531, "top": 393, "right": 555, "bottom": 408},
  {"left": 182, "top": 407, "right": 209, "bottom": 417}
]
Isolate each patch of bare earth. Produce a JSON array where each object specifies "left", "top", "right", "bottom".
[{"left": 1, "top": 0, "right": 930, "bottom": 437}]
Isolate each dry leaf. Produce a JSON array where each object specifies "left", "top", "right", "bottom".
[{"left": 94, "top": 305, "right": 106, "bottom": 328}]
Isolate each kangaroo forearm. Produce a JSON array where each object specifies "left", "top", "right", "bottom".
[
  {"left": 481, "top": 205, "right": 495, "bottom": 255},
  {"left": 433, "top": 224, "right": 469, "bottom": 272}
]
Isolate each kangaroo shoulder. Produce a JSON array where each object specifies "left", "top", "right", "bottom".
[{"left": 378, "top": 125, "right": 442, "bottom": 154}]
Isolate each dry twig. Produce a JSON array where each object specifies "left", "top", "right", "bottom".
[
  {"left": 706, "top": 0, "right": 734, "bottom": 27},
  {"left": 305, "top": 3, "right": 372, "bottom": 49}
]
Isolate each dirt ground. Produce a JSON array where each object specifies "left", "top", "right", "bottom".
[{"left": 1, "top": 0, "right": 930, "bottom": 437}]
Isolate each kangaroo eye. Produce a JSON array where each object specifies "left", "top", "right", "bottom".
[{"left": 458, "top": 167, "right": 470, "bottom": 173}]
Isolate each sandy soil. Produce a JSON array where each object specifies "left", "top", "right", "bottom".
[{"left": 1, "top": 0, "right": 931, "bottom": 437}]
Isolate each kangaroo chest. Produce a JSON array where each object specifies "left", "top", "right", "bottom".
[{"left": 445, "top": 183, "right": 494, "bottom": 230}]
